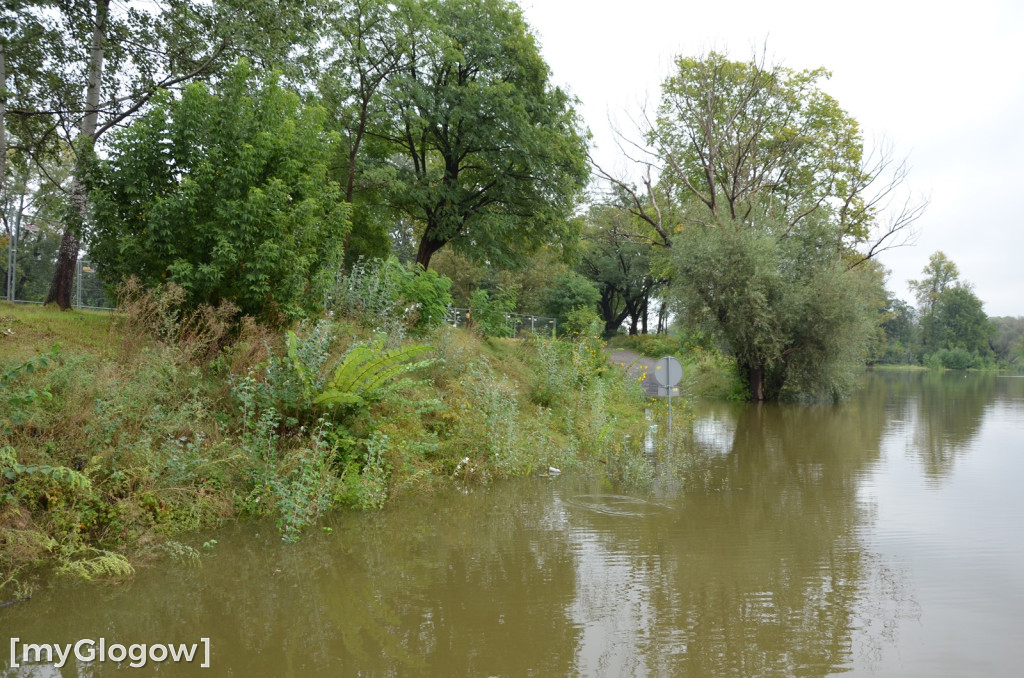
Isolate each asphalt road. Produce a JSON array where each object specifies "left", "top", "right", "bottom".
[{"left": 607, "top": 348, "right": 667, "bottom": 398}]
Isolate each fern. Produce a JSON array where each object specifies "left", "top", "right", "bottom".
[{"left": 315, "top": 340, "right": 437, "bottom": 408}]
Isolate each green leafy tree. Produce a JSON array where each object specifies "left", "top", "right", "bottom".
[
  {"left": 876, "top": 296, "right": 919, "bottom": 364},
  {"left": 594, "top": 51, "right": 921, "bottom": 399},
  {"left": 908, "top": 251, "right": 960, "bottom": 314},
  {"left": 541, "top": 272, "right": 601, "bottom": 332},
  {"left": 910, "top": 252, "right": 992, "bottom": 365},
  {"left": 921, "top": 285, "right": 992, "bottom": 364},
  {"left": 317, "top": 0, "right": 409, "bottom": 266},
  {"left": 87, "top": 63, "right": 349, "bottom": 323},
  {"left": 578, "top": 206, "right": 666, "bottom": 336},
  {"left": 671, "top": 212, "right": 881, "bottom": 401},
  {"left": 377, "top": 0, "right": 589, "bottom": 269},
  {"left": 3, "top": 0, "right": 327, "bottom": 309},
  {"left": 469, "top": 287, "right": 517, "bottom": 338}
]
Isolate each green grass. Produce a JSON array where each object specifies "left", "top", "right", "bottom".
[
  {"left": 1, "top": 302, "right": 116, "bottom": 360},
  {"left": 1, "top": 302, "right": 660, "bottom": 598}
]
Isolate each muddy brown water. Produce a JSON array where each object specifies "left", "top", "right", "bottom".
[{"left": 3, "top": 371, "right": 1023, "bottom": 676}]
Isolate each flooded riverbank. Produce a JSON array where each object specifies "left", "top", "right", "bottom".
[{"left": 4, "top": 371, "right": 1023, "bottom": 676}]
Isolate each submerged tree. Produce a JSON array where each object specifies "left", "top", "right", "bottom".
[
  {"left": 594, "top": 50, "right": 924, "bottom": 400},
  {"left": 671, "top": 211, "right": 882, "bottom": 400}
]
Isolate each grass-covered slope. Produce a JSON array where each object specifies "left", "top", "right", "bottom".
[{"left": 1, "top": 300, "right": 654, "bottom": 598}]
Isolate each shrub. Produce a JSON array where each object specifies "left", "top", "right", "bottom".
[
  {"left": 333, "top": 256, "right": 452, "bottom": 336},
  {"left": 931, "top": 347, "right": 982, "bottom": 370},
  {"left": 469, "top": 288, "right": 516, "bottom": 338}
]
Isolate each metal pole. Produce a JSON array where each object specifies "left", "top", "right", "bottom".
[
  {"left": 76, "top": 258, "right": 82, "bottom": 308},
  {"left": 6, "top": 194, "right": 24, "bottom": 301},
  {"left": 665, "top": 356, "right": 672, "bottom": 437},
  {"left": 5, "top": 208, "right": 12, "bottom": 301}
]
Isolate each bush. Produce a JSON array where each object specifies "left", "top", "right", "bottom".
[
  {"left": 542, "top": 272, "right": 601, "bottom": 328},
  {"left": 930, "top": 347, "right": 983, "bottom": 370},
  {"left": 88, "top": 62, "right": 349, "bottom": 325},
  {"left": 333, "top": 256, "right": 452, "bottom": 337},
  {"left": 469, "top": 288, "right": 517, "bottom": 338}
]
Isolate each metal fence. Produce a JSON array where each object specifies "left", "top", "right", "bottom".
[
  {"left": 445, "top": 306, "right": 556, "bottom": 336},
  {"left": 3, "top": 220, "right": 114, "bottom": 310}
]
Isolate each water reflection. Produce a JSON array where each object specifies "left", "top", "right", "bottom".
[
  {"left": 5, "top": 373, "right": 1023, "bottom": 676},
  {"left": 551, "top": 396, "right": 894, "bottom": 677},
  {"left": 873, "top": 371, "right": 999, "bottom": 483}
]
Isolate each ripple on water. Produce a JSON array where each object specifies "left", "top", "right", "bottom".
[{"left": 566, "top": 494, "right": 672, "bottom": 517}]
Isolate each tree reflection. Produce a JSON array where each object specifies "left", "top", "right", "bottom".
[
  {"left": 552, "top": 395, "right": 898, "bottom": 677},
  {"left": 902, "top": 371, "right": 996, "bottom": 482}
]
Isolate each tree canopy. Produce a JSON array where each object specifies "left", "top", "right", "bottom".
[
  {"left": 594, "top": 51, "right": 921, "bottom": 400},
  {"left": 373, "top": 0, "right": 590, "bottom": 270}
]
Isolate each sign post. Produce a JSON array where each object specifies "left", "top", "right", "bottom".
[{"left": 653, "top": 356, "right": 683, "bottom": 436}]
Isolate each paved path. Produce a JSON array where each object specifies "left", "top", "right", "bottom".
[{"left": 607, "top": 348, "right": 664, "bottom": 397}]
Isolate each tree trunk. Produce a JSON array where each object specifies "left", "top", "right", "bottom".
[
  {"left": 747, "top": 365, "right": 765, "bottom": 401},
  {"left": 641, "top": 296, "right": 648, "bottom": 334},
  {"left": 46, "top": 0, "right": 108, "bottom": 309},
  {"left": 414, "top": 223, "right": 446, "bottom": 270}
]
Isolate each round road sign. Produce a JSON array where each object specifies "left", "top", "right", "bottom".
[{"left": 653, "top": 356, "right": 682, "bottom": 388}]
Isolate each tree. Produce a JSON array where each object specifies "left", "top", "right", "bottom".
[
  {"left": 876, "top": 295, "right": 919, "bottom": 364},
  {"left": 541, "top": 272, "right": 601, "bottom": 331},
  {"left": 578, "top": 205, "right": 666, "bottom": 336},
  {"left": 908, "top": 251, "right": 959, "bottom": 314},
  {"left": 988, "top": 316, "right": 1024, "bottom": 367},
  {"left": 87, "top": 63, "right": 349, "bottom": 323},
  {"left": 594, "top": 51, "right": 922, "bottom": 400},
  {"left": 3, "top": 0, "right": 328, "bottom": 309},
  {"left": 671, "top": 211, "right": 882, "bottom": 401},
  {"left": 920, "top": 286, "right": 992, "bottom": 363},
  {"left": 377, "top": 0, "right": 589, "bottom": 270},
  {"left": 2, "top": 151, "right": 71, "bottom": 301},
  {"left": 909, "top": 252, "right": 991, "bottom": 365},
  {"left": 318, "top": 0, "right": 410, "bottom": 266}
]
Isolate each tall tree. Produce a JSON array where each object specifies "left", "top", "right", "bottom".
[
  {"left": 595, "top": 51, "right": 921, "bottom": 400},
  {"left": 377, "top": 0, "right": 589, "bottom": 270},
  {"left": 908, "top": 250, "right": 959, "bottom": 314},
  {"left": 318, "top": 0, "right": 410, "bottom": 265}
]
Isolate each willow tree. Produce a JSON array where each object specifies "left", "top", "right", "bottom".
[
  {"left": 597, "top": 51, "right": 923, "bottom": 400},
  {"left": 376, "top": 0, "right": 589, "bottom": 270}
]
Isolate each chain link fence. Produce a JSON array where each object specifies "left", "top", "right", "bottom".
[
  {"left": 445, "top": 306, "right": 556, "bottom": 336},
  {"left": 3, "top": 225, "right": 114, "bottom": 309}
]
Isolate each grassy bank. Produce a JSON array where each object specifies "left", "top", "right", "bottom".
[{"left": 1, "top": 300, "right": 656, "bottom": 598}]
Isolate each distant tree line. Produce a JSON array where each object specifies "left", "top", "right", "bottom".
[{"left": 876, "top": 251, "right": 1022, "bottom": 369}]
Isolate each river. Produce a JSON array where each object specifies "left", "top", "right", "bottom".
[{"left": 3, "top": 371, "right": 1023, "bottom": 676}]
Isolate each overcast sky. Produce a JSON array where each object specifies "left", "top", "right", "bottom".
[{"left": 519, "top": 0, "right": 1024, "bottom": 317}]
